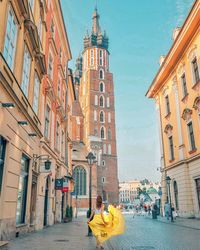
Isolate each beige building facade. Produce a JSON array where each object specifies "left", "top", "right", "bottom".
[
  {"left": 0, "top": 0, "right": 72, "bottom": 240},
  {"left": 146, "top": 0, "right": 200, "bottom": 218}
]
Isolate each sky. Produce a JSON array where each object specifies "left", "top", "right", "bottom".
[{"left": 61, "top": 0, "right": 194, "bottom": 182}]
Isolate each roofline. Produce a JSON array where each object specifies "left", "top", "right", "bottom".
[
  {"left": 58, "top": 0, "right": 72, "bottom": 60},
  {"left": 146, "top": 0, "right": 199, "bottom": 98}
]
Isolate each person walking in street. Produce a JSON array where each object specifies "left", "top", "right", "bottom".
[
  {"left": 87, "top": 195, "right": 125, "bottom": 249},
  {"left": 164, "top": 201, "right": 170, "bottom": 220}
]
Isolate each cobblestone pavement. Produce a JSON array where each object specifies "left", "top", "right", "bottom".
[
  {"left": 1, "top": 216, "right": 110, "bottom": 250},
  {"left": 108, "top": 214, "right": 200, "bottom": 250}
]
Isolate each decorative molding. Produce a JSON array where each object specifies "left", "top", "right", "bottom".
[
  {"left": 193, "top": 96, "right": 200, "bottom": 110},
  {"left": 187, "top": 44, "right": 197, "bottom": 60},
  {"left": 182, "top": 108, "right": 192, "bottom": 121},
  {"left": 164, "top": 124, "right": 173, "bottom": 134}
]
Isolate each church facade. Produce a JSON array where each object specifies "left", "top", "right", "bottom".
[{"left": 72, "top": 8, "right": 119, "bottom": 208}]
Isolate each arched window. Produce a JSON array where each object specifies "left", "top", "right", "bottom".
[
  {"left": 95, "top": 95, "right": 98, "bottom": 106},
  {"left": 90, "top": 49, "right": 94, "bottom": 66},
  {"left": 99, "top": 69, "right": 104, "bottom": 79},
  {"left": 108, "top": 144, "right": 111, "bottom": 155},
  {"left": 94, "top": 110, "right": 97, "bottom": 121},
  {"left": 100, "top": 96, "right": 104, "bottom": 107},
  {"left": 100, "top": 82, "right": 104, "bottom": 92},
  {"left": 108, "top": 127, "right": 111, "bottom": 140},
  {"left": 100, "top": 111, "right": 104, "bottom": 122},
  {"left": 101, "top": 127, "right": 105, "bottom": 139},
  {"left": 73, "top": 166, "right": 87, "bottom": 196},
  {"left": 174, "top": 180, "right": 179, "bottom": 210},
  {"left": 99, "top": 50, "right": 103, "bottom": 66}
]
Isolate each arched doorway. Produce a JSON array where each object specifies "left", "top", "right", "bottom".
[{"left": 43, "top": 176, "right": 50, "bottom": 226}]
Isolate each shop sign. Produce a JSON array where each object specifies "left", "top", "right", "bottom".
[{"left": 55, "top": 178, "right": 63, "bottom": 190}]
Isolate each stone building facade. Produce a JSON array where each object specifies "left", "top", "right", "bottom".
[
  {"left": 146, "top": 0, "right": 200, "bottom": 218},
  {"left": 0, "top": 0, "right": 73, "bottom": 240},
  {"left": 72, "top": 8, "right": 119, "bottom": 208}
]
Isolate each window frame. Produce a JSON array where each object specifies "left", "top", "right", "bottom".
[
  {"left": 187, "top": 121, "right": 196, "bottom": 151},
  {"left": 168, "top": 135, "right": 174, "bottom": 161},
  {"left": 181, "top": 73, "right": 188, "bottom": 98},
  {"left": 44, "top": 104, "right": 50, "bottom": 139},
  {"left": 33, "top": 72, "right": 40, "bottom": 114},
  {"left": 191, "top": 57, "right": 200, "bottom": 85},
  {"left": 3, "top": 5, "right": 18, "bottom": 71},
  {"left": 21, "top": 45, "right": 31, "bottom": 98}
]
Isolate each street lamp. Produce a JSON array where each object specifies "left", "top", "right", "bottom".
[
  {"left": 166, "top": 176, "right": 173, "bottom": 222},
  {"left": 86, "top": 152, "right": 96, "bottom": 237}
]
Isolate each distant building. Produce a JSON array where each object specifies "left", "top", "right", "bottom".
[
  {"left": 119, "top": 180, "right": 140, "bottom": 203},
  {"left": 146, "top": 0, "right": 200, "bottom": 218}
]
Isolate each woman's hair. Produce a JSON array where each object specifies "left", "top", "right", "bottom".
[{"left": 96, "top": 195, "right": 102, "bottom": 209}]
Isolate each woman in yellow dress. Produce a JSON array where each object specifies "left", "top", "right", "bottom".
[{"left": 87, "top": 196, "right": 125, "bottom": 249}]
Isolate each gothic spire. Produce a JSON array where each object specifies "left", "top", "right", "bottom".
[{"left": 92, "top": 7, "right": 100, "bottom": 35}]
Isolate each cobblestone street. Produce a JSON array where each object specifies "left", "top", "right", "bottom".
[
  {"left": 1, "top": 214, "right": 200, "bottom": 250},
  {"left": 109, "top": 214, "right": 200, "bottom": 250}
]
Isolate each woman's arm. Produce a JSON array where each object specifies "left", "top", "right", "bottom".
[{"left": 87, "top": 210, "right": 95, "bottom": 224}]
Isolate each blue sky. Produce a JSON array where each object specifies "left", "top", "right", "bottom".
[{"left": 61, "top": 0, "right": 194, "bottom": 182}]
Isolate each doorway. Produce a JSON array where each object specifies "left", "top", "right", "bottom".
[{"left": 43, "top": 177, "right": 50, "bottom": 226}]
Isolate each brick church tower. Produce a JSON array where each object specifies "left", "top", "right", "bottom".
[{"left": 75, "top": 8, "right": 119, "bottom": 204}]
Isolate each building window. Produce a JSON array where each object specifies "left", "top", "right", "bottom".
[
  {"left": 3, "top": 6, "right": 18, "bottom": 70},
  {"left": 48, "top": 53, "right": 53, "bottom": 79},
  {"left": 173, "top": 181, "right": 179, "bottom": 210},
  {"left": 21, "top": 46, "right": 31, "bottom": 97},
  {"left": 44, "top": 105, "right": 50, "bottom": 138},
  {"left": 61, "top": 130, "right": 64, "bottom": 156},
  {"left": 94, "top": 95, "right": 98, "bottom": 106},
  {"left": 102, "top": 177, "right": 105, "bottom": 183},
  {"left": 187, "top": 122, "right": 196, "bottom": 151},
  {"left": 196, "top": 178, "right": 200, "bottom": 209},
  {"left": 108, "top": 112, "right": 111, "bottom": 123},
  {"left": 100, "top": 111, "right": 104, "bottom": 123},
  {"left": 28, "top": 0, "right": 34, "bottom": 11},
  {"left": 192, "top": 57, "right": 200, "bottom": 84},
  {"left": 59, "top": 47, "right": 62, "bottom": 62},
  {"left": 38, "top": 14, "right": 43, "bottom": 41},
  {"left": 107, "top": 97, "right": 110, "bottom": 108},
  {"left": 108, "top": 127, "right": 111, "bottom": 140},
  {"left": 16, "top": 155, "right": 29, "bottom": 225},
  {"left": 0, "top": 136, "right": 7, "bottom": 194},
  {"left": 33, "top": 73, "right": 40, "bottom": 114},
  {"left": 102, "top": 160, "right": 105, "bottom": 166},
  {"left": 94, "top": 110, "right": 97, "bottom": 121},
  {"left": 99, "top": 69, "right": 104, "bottom": 79},
  {"left": 101, "top": 127, "right": 105, "bottom": 139},
  {"left": 56, "top": 122, "right": 60, "bottom": 150},
  {"left": 90, "top": 49, "right": 94, "bottom": 66},
  {"left": 108, "top": 144, "right": 111, "bottom": 155},
  {"left": 103, "top": 144, "right": 106, "bottom": 154},
  {"left": 165, "top": 95, "right": 170, "bottom": 115},
  {"left": 50, "top": 20, "right": 55, "bottom": 37},
  {"left": 57, "top": 79, "right": 61, "bottom": 98},
  {"left": 100, "top": 82, "right": 104, "bottom": 92},
  {"left": 99, "top": 50, "right": 103, "bottom": 66},
  {"left": 169, "top": 136, "right": 174, "bottom": 161},
  {"left": 181, "top": 73, "right": 188, "bottom": 97},
  {"left": 100, "top": 96, "right": 104, "bottom": 107},
  {"left": 73, "top": 166, "right": 86, "bottom": 196}
]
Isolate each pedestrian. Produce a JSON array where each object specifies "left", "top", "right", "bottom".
[
  {"left": 164, "top": 201, "right": 170, "bottom": 220},
  {"left": 148, "top": 205, "right": 151, "bottom": 215},
  {"left": 87, "top": 195, "right": 125, "bottom": 249}
]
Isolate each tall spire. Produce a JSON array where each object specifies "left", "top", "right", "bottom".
[{"left": 92, "top": 7, "right": 100, "bottom": 35}]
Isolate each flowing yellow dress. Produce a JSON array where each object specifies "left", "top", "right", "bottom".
[{"left": 88, "top": 205, "right": 125, "bottom": 243}]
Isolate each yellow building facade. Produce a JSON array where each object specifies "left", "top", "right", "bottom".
[{"left": 147, "top": 0, "right": 200, "bottom": 218}]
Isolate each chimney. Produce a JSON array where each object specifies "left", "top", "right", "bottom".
[
  {"left": 159, "top": 55, "right": 166, "bottom": 66},
  {"left": 172, "top": 27, "right": 181, "bottom": 41}
]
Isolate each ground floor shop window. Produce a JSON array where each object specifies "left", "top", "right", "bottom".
[
  {"left": 0, "top": 136, "right": 7, "bottom": 194},
  {"left": 16, "top": 155, "right": 29, "bottom": 224},
  {"left": 196, "top": 178, "right": 200, "bottom": 209}
]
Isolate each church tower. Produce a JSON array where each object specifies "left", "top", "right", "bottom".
[{"left": 77, "top": 8, "right": 119, "bottom": 204}]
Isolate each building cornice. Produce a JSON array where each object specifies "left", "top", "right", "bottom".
[{"left": 146, "top": 0, "right": 200, "bottom": 98}]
